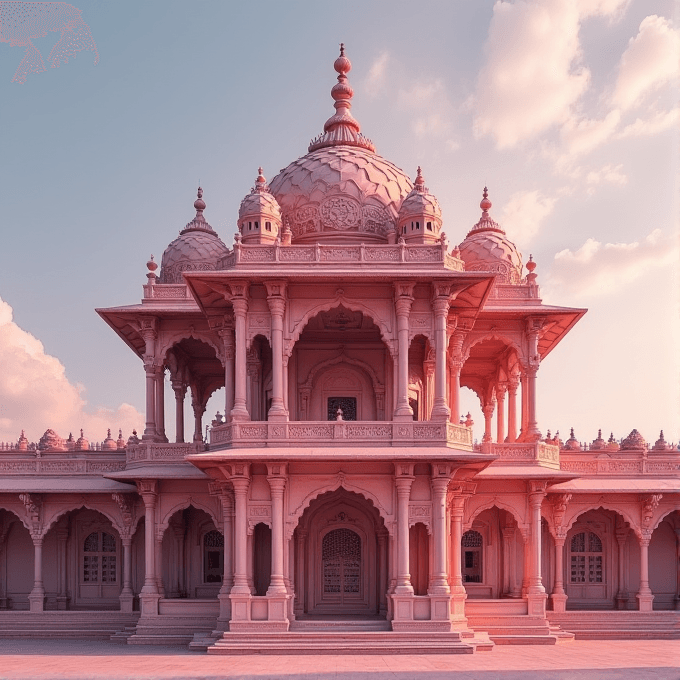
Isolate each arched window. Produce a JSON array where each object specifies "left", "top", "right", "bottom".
[
  {"left": 203, "top": 530, "right": 224, "bottom": 583},
  {"left": 265, "top": 221, "right": 271, "bottom": 231},
  {"left": 570, "top": 531, "right": 603, "bottom": 584},
  {"left": 83, "top": 531, "right": 117, "bottom": 583},
  {"left": 255, "top": 221, "right": 259, "bottom": 229},
  {"left": 462, "top": 530, "right": 483, "bottom": 583},
  {"left": 426, "top": 221, "right": 432, "bottom": 231}
]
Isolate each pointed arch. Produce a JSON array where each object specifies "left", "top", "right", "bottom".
[
  {"left": 462, "top": 332, "right": 524, "bottom": 365},
  {"left": 42, "top": 503, "right": 123, "bottom": 539},
  {"left": 288, "top": 481, "right": 392, "bottom": 539},
  {"left": 158, "top": 497, "right": 221, "bottom": 536},
  {"left": 158, "top": 330, "right": 224, "bottom": 368},
  {"left": 464, "top": 495, "right": 527, "bottom": 531},
  {"left": 563, "top": 503, "right": 640, "bottom": 539},
  {"left": 287, "top": 296, "right": 394, "bottom": 358},
  {"left": 300, "top": 352, "right": 384, "bottom": 393},
  {"left": 651, "top": 506, "right": 680, "bottom": 534}
]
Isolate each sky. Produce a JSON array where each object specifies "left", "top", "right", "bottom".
[{"left": 0, "top": 0, "right": 677, "bottom": 447}]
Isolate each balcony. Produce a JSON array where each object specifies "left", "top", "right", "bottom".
[
  {"left": 475, "top": 441, "right": 561, "bottom": 469},
  {"left": 209, "top": 420, "right": 473, "bottom": 451}
]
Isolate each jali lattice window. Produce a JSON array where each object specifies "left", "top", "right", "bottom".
[
  {"left": 83, "top": 531, "right": 117, "bottom": 583},
  {"left": 462, "top": 530, "right": 483, "bottom": 583},
  {"left": 322, "top": 528, "right": 361, "bottom": 595},
  {"left": 570, "top": 530, "right": 603, "bottom": 583},
  {"left": 203, "top": 530, "right": 224, "bottom": 583}
]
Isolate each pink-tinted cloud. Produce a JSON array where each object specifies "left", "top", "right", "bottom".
[
  {"left": 0, "top": 295, "right": 143, "bottom": 443},
  {"left": 612, "top": 15, "right": 680, "bottom": 111},
  {"left": 499, "top": 190, "right": 557, "bottom": 249},
  {"left": 543, "top": 229, "right": 679, "bottom": 300}
]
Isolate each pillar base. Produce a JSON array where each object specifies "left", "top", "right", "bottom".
[
  {"left": 119, "top": 591, "right": 134, "bottom": 614},
  {"left": 28, "top": 591, "right": 45, "bottom": 613},
  {"left": 139, "top": 592, "right": 160, "bottom": 617},
  {"left": 230, "top": 407, "right": 251, "bottom": 423},
  {"left": 636, "top": 592, "right": 654, "bottom": 612},
  {"left": 56, "top": 596, "right": 70, "bottom": 611},
  {"left": 266, "top": 412, "right": 289, "bottom": 423},
  {"left": 616, "top": 591, "right": 630, "bottom": 610},
  {"left": 390, "top": 594, "right": 457, "bottom": 632},
  {"left": 229, "top": 594, "right": 290, "bottom": 631},
  {"left": 549, "top": 592, "right": 567, "bottom": 613},
  {"left": 526, "top": 592, "right": 547, "bottom": 617},
  {"left": 430, "top": 405, "right": 450, "bottom": 421}
]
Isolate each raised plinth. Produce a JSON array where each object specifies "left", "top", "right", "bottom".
[{"left": 210, "top": 420, "right": 473, "bottom": 450}]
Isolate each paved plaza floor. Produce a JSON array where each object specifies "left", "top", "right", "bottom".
[{"left": 0, "top": 639, "right": 677, "bottom": 680}]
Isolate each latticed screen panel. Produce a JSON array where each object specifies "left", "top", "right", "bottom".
[
  {"left": 570, "top": 531, "right": 603, "bottom": 584},
  {"left": 322, "top": 528, "right": 361, "bottom": 595},
  {"left": 462, "top": 530, "right": 483, "bottom": 548},
  {"left": 204, "top": 530, "right": 224, "bottom": 548},
  {"left": 327, "top": 397, "right": 357, "bottom": 421},
  {"left": 84, "top": 532, "right": 99, "bottom": 553},
  {"left": 83, "top": 555, "right": 99, "bottom": 582},
  {"left": 101, "top": 555, "right": 116, "bottom": 582}
]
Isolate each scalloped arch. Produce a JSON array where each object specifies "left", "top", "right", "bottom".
[
  {"left": 463, "top": 332, "right": 524, "bottom": 364},
  {"left": 288, "top": 297, "right": 394, "bottom": 358},
  {"left": 563, "top": 504, "right": 640, "bottom": 539},
  {"left": 289, "top": 482, "right": 392, "bottom": 537},
  {"left": 42, "top": 503, "right": 122, "bottom": 538},
  {"left": 159, "top": 331, "right": 223, "bottom": 368},
  {"left": 158, "top": 497, "right": 221, "bottom": 536},
  {"left": 301, "top": 353, "right": 384, "bottom": 393},
  {"left": 651, "top": 506, "right": 680, "bottom": 534},
  {"left": 464, "top": 496, "right": 526, "bottom": 530},
  {"left": 0, "top": 505, "right": 32, "bottom": 535}
]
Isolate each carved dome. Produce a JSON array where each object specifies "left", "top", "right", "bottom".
[
  {"left": 160, "top": 188, "right": 228, "bottom": 284},
  {"left": 238, "top": 168, "right": 282, "bottom": 244},
  {"left": 458, "top": 188, "right": 523, "bottom": 285},
  {"left": 621, "top": 428, "right": 647, "bottom": 450},
  {"left": 268, "top": 46, "right": 413, "bottom": 244},
  {"left": 397, "top": 167, "right": 442, "bottom": 243}
]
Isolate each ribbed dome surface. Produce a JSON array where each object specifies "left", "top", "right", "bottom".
[
  {"left": 160, "top": 231, "right": 228, "bottom": 284},
  {"left": 268, "top": 146, "right": 413, "bottom": 244},
  {"left": 459, "top": 230, "right": 523, "bottom": 284},
  {"left": 239, "top": 189, "right": 281, "bottom": 222}
]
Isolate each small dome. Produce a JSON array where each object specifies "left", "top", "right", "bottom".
[
  {"left": 76, "top": 429, "right": 89, "bottom": 451},
  {"left": 590, "top": 429, "right": 606, "bottom": 450},
  {"left": 458, "top": 188, "right": 523, "bottom": 284},
  {"left": 397, "top": 167, "right": 442, "bottom": 243},
  {"left": 38, "top": 429, "right": 66, "bottom": 451},
  {"left": 102, "top": 428, "right": 117, "bottom": 451},
  {"left": 160, "top": 188, "right": 228, "bottom": 284},
  {"left": 238, "top": 169, "right": 282, "bottom": 244},
  {"left": 621, "top": 428, "right": 647, "bottom": 450}
]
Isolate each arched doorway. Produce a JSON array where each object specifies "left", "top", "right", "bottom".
[{"left": 294, "top": 488, "right": 388, "bottom": 618}]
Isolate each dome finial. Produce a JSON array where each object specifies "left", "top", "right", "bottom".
[
  {"left": 480, "top": 186, "right": 492, "bottom": 214},
  {"left": 415, "top": 166, "right": 425, "bottom": 191},
  {"left": 308, "top": 45, "right": 375, "bottom": 153},
  {"left": 194, "top": 186, "right": 206, "bottom": 216},
  {"left": 255, "top": 167, "right": 267, "bottom": 191}
]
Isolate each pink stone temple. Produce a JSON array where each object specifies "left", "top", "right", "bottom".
[{"left": 0, "top": 47, "right": 678, "bottom": 653}]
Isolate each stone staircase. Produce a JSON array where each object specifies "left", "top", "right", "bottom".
[
  {"left": 0, "top": 612, "right": 139, "bottom": 640},
  {"left": 126, "top": 615, "right": 218, "bottom": 646},
  {"left": 465, "top": 599, "right": 574, "bottom": 645},
  {"left": 201, "top": 617, "right": 493, "bottom": 654},
  {"left": 548, "top": 611, "right": 680, "bottom": 639}
]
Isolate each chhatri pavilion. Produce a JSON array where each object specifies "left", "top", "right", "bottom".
[{"left": 0, "top": 47, "right": 678, "bottom": 653}]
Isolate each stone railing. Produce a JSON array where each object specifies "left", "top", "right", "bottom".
[
  {"left": 209, "top": 420, "right": 473, "bottom": 450},
  {"left": 218, "top": 242, "right": 465, "bottom": 271},
  {"left": 559, "top": 449, "right": 680, "bottom": 476},
  {"left": 0, "top": 451, "right": 127, "bottom": 474},
  {"left": 477, "top": 441, "right": 561, "bottom": 468},
  {"left": 143, "top": 283, "right": 194, "bottom": 301},
  {"left": 488, "top": 283, "right": 541, "bottom": 303},
  {"left": 126, "top": 442, "right": 207, "bottom": 464}
]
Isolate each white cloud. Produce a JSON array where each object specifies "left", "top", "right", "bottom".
[
  {"left": 397, "top": 79, "right": 455, "bottom": 139},
  {"left": 0, "top": 296, "right": 143, "bottom": 443},
  {"left": 612, "top": 15, "right": 680, "bottom": 111},
  {"left": 544, "top": 229, "right": 679, "bottom": 300},
  {"left": 585, "top": 163, "right": 627, "bottom": 194},
  {"left": 499, "top": 190, "right": 557, "bottom": 249},
  {"left": 472, "top": 0, "right": 611, "bottom": 149},
  {"left": 617, "top": 107, "right": 680, "bottom": 138},
  {"left": 559, "top": 109, "right": 621, "bottom": 159},
  {"left": 365, "top": 50, "right": 390, "bottom": 96}
]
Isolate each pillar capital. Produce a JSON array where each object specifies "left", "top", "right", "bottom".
[
  {"left": 393, "top": 280, "right": 416, "bottom": 301},
  {"left": 136, "top": 479, "right": 158, "bottom": 505},
  {"left": 264, "top": 280, "right": 287, "bottom": 301},
  {"left": 431, "top": 295, "right": 450, "bottom": 318}
]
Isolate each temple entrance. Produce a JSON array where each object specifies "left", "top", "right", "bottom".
[{"left": 293, "top": 488, "right": 388, "bottom": 618}]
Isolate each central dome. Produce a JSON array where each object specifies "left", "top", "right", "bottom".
[{"left": 268, "top": 45, "right": 413, "bottom": 244}]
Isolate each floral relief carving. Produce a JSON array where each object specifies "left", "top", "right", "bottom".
[
  {"left": 320, "top": 196, "right": 361, "bottom": 231},
  {"left": 238, "top": 425, "right": 268, "bottom": 439}
]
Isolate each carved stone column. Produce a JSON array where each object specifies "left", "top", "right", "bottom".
[
  {"left": 526, "top": 481, "right": 547, "bottom": 617},
  {"left": 431, "top": 295, "right": 451, "bottom": 421},
  {"left": 265, "top": 282, "right": 288, "bottom": 422},
  {"left": 615, "top": 524, "right": 630, "bottom": 609},
  {"left": 294, "top": 529, "right": 307, "bottom": 616},
  {"left": 230, "top": 291, "right": 251, "bottom": 422},
  {"left": 191, "top": 393, "right": 205, "bottom": 443},
  {"left": 393, "top": 282, "right": 415, "bottom": 421},
  {"left": 506, "top": 376, "right": 519, "bottom": 442},
  {"left": 266, "top": 465, "right": 288, "bottom": 595},
  {"left": 394, "top": 465, "right": 414, "bottom": 594},
  {"left": 230, "top": 468, "right": 251, "bottom": 595},
  {"left": 637, "top": 494, "right": 661, "bottom": 611},
  {"left": 219, "top": 325, "right": 235, "bottom": 422},
  {"left": 377, "top": 529, "right": 388, "bottom": 616},
  {"left": 519, "top": 372, "right": 528, "bottom": 440},
  {"left": 482, "top": 399, "right": 495, "bottom": 443},
  {"left": 56, "top": 526, "right": 69, "bottom": 610},
  {"left": 154, "top": 364, "right": 168, "bottom": 443},
  {"left": 113, "top": 493, "right": 135, "bottom": 613},
  {"left": 448, "top": 485, "right": 471, "bottom": 625},
  {"left": 549, "top": 493, "right": 570, "bottom": 613},
  {"left": 429, "top": 473, "right": 450, "bottom": 594},
  {"left": 675, "top": 528, "right": 680, "bottom": 611},
  {"left": 0, "top": 518, "right": 9, "bottom": 609},
  {"left": 140, "top": 318, "right": 158, "bottom": 441},
  {"left": 210, "top": 482, "right": 234, "bottom": 627},
  {"left": 171, "top": 381, "right": 187, "bottom": 443},
  {"left": 137, "top": 480, "right": 160, "bottom": 616},
  {"left": 523, "top": 318, "right": 544, "bottom": 441},
  {"left": 501, "top": 526, "right": 514, "bottom": 597},
  {"left": 496, "top": 382, "right": 507, "bottom": 444},
  {"left": 20, "top": 494, "right": 44, "bottom": 612}
]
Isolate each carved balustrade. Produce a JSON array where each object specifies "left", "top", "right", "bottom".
[
  {"left": 209, "top": 420, "right": 473, "bottom": 450},
  {"left": 477, "top": 441, "right": 561, "bottom": 468},
  {"left": 488, "top": 283, "right": 541, "bottom": 303},
  {"left": 217, "top": 242, "right": 465, "bottom": 271},
  {"left": 0, "top": 450, "right": 127, "bottom": 474},
  {"left": 142, "top": 283, "right": 194, "bottom": 301},
  {"left": 559, "top": 449, "right": 680, "bottom": 476},
  {"left": 125, "top": 441, "right": 206, "bottom": 464}
]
